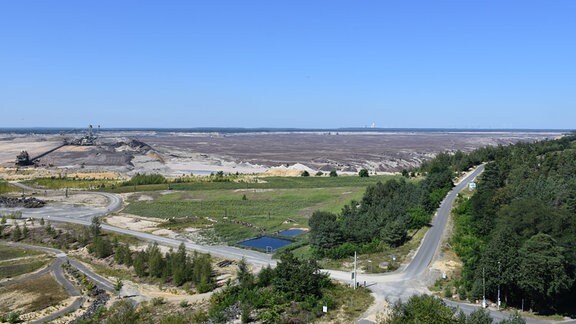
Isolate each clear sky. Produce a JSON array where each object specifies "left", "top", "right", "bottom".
[{"left": 1, "top": 1, "right": 574, "bottom": 129}]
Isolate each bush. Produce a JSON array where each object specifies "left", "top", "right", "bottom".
[
  {"left": 359, "top": 169, "right": 369, "bottom": 177},
  {"left": 151, "top": 297, "right": 166, "bottom": 306},
  {"left": 329, "top": 170, "right": 338, "bottom": 177},
  {"left": 124, "top": 173, "right": 166, "bottom": 186},
  {"left": 443, "top": 286, "right": 453, "bottom": 298},
  {"left": 301, "top": 171, "right": 310, "bottom": 177}
]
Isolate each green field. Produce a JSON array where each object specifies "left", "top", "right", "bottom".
[
  {"left": 24, "top": 177, "right": 120, "bottom": 190},
  {"left": 0, "top": 181, "right": 16, "bottom": 194},
  {"left": 123, "top": 175, "right": 396, "bottom": 242}
]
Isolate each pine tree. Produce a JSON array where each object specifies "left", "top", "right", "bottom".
[{"left": 11, "top": 224, "right": 22, "bottom": 241}]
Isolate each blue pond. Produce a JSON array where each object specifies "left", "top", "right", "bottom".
[
  {"left": 238, "top": 236, "right": 293, "bottom": 251},
  {"left": 278, "top": 229, "right": 307, "bottom": 237}
]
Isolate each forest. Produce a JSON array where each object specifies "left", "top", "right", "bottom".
[{"left": 448, "top": 135, "right": 576, "bottom": 315}]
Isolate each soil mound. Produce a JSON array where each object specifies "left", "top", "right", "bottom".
[{"left": 0, "top": 196, "right": 46, "bottom": 208}]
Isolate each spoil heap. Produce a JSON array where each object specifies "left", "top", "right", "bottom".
[{"left": 0, "top": 196, "right": 46, "bottom": 208}]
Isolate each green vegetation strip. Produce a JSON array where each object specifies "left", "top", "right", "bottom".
[
  {"left": 0, "top": 181, "right": 16, "bottom": 194},
  {"left": 109, "top": 174, "right": 397, "bottom": 193},
  {"left": 24, "top": 178, "right": 120, "bottom": 190}
]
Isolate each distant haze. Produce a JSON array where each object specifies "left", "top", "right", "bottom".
[{"left": 1, "top": 1, "right": 575, "bottom": 129}]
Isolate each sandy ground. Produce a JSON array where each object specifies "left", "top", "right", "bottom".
[{"left": 105, "top": 214, "right": 164, "bottom": 233}]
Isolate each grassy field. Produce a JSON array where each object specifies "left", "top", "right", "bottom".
[
  {"left": 0, "top": 181, "right": 17, "bottom": 194},
  {"left": 0, "top": 258, "right": 50, "bottom": 279},
  {"left": 109, "top": 174, "right": 397, "bottom": 193},
  {"left": 0, "top": 244, "right": 50, "bottom": 279},
  {"left": 125, "top": 185, "right": 369, "bottom": 242}
]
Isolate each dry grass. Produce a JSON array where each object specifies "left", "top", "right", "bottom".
[{"left": 0, "top": 273, "right": 68, "bottom": 315}]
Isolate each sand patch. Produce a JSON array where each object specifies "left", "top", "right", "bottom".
[
  {"left": 105, "top": 215, "right": 163, "bottom": 232},
  {"left": 151, "top": 229, "right": 177, "bottom": 238},
  {"left": 233, "top": 188, "right": 274, "bottom": 193},
  {"left": 137, "top": 195, "right": 154, "bottom": 201}
]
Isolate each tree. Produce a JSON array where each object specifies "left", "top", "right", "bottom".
[
  {"left": 133, "top": 252, "right": 147, "bottom": 277},
  {"left": 106, "top": 300, "right": 139, "bottom": 324},
  {"left": 91, "top": 236, "right": 113, "bottom": 258},
  {"left": 236, "top": 258, "right": 254, "bottom": 289},
  {"left": 309, "top": 211, "right": 343, "bottom": 250},
  {"left": 11, "top": 223, "right": 21, "bottom": 241},
  {"left": 172, "top": 243, "right": 189, "bottom": 286},
  {"left": 359, "top": 169, "right": 369, "bottom": 177},
  {"left": 499, "top": 312, "right": 526, "bottom": 324},
  {"left": 517, "top": 233, "right": 572, "bottom": 311},
  {"left": 408, "top": 208, "right": 431, "bottom": 229},
  {"left": 315, "top": 171, "right": 324, "bottom": 176},
  {"left": 22, "top": 224, "right": 29, "bottom": 239},
  {"left": 380, "top": 295, "right": 456, "bottom": 324},
  {"left": 381, "top": 220, "right": 407, "bottom": 247},
  {"left": 90, "top": 217, "right": 101, "bottom": 238},
  {"left": 466, "top": 308, "right": 493, "bottom": 324},
  {"left": 273, "top": 251, "right": 328, "bottom": 301},
  {"left": 147, "top": 242, "right": 164, "bottom": 278},
  {"left": 329, "top": 170, "right": 338, "bottom": 177},
  {"left": 301, "top": 170, "right": 310, "bottom": 177}
]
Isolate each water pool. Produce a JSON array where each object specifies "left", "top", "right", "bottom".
[
  {"left": 238, "top": 236, "right": 293, "bottom": 251},
  {"left": 278, "top": 229, "right": 307, "bottom": 237}
]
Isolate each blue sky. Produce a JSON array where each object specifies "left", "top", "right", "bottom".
[{"left": 1, "top": 1, "right": 575, "bottom": 129}]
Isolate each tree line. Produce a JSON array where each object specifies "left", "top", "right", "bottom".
[{"left": 87, "top": 218, "right": 215, "bottom": 293}]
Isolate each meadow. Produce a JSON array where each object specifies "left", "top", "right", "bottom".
[{"left": 124, "top": 175, "right": 397, "bottom": 243}]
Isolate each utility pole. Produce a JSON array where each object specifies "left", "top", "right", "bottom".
[
  {"left": 497, "top": 261, "right": 501, "bottom": 310},
  {"left": 482, "top": 267, "right": 486, "bottom": 308},
  {"left": 353, "top": 251, "right": 357, "bottom": 289}
]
